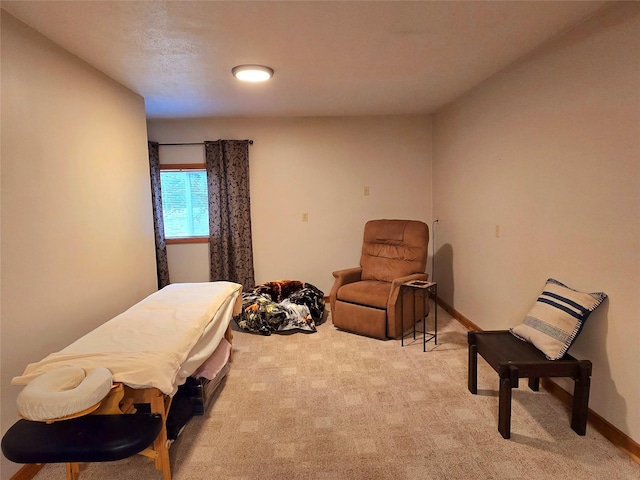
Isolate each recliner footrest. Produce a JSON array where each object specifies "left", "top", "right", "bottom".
[{"left": 1, "top": 414, "right": 162, "bottom": 464}]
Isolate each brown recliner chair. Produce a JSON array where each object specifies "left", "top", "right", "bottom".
[{"left": 330, "top": 219, "right": 430, "bottom": 340}]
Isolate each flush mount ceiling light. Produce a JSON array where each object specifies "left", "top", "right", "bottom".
[{"left": 232, "top": 64, "right": 274, "bottom": 82}]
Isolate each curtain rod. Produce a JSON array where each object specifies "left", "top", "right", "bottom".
[{"left": 158, "top": 140, "right": 253, "bottom": 146}]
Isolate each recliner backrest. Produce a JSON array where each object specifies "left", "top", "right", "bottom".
[{"left": 360, "top": 219, "right": 429, "bottom": 282}]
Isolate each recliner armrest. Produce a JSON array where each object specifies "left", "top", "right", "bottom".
[
  {"left": 389, "top": 272, "right": 429, "bottom": 307},
  {"left": 329, "top": 267, "right": 362, "bottom": 304},
  {"left": 332, "top": 267, "right": 363, "bottom": 283},
  {"left": 387, "top": 272, "right": 430, "bottom": 338},
  {"left": 390, "top": 272, "right": 429, "bottom": 292}
]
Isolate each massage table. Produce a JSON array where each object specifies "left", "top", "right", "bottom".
[{"left": 3, "top": 281, "right": 242, "bottom": 480}]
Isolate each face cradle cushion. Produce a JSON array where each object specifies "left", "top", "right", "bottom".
[{"left": 16, "top": 366, "right": 113, "bottom": 421}]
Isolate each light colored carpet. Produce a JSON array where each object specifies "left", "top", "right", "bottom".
[{"left": 34, "top": 304, "right": 639, "bottom": 480}]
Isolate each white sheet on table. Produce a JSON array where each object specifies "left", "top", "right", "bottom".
[
  {"left": 175, "top": 296, "right": 237, "bottom": 386},
  {"left": 12, "top": 282, "right": 242, "bottom": 395}
]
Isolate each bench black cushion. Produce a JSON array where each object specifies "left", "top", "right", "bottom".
[{"left": 1, "top": 414, "right": 162, "bottom": 464}]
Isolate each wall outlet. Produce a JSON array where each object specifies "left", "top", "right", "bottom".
[
  {"left": 302, "top": 212, "right": 309, "bottom": 222},
  {"left": 495, "top": 224, "right": 500, "bottom": 238},
  {"left": 364, "top": 186, "right": 370, "bottom": 196}
]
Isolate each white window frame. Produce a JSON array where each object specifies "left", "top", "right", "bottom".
[{"left": 159, "top": 164, "right": 209, "bottom": 245}]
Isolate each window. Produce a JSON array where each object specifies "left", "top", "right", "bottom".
[{"left": 160, "top": 169, "right": 208, "bottom": 239}]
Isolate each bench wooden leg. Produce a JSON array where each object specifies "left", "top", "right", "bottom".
[
  {"left": 571, "top": 363, "right": 591, "bottom": 435},
  {"left": 468, "top": 332, "right": 478, "bottom": 394},
  {"left": 498, "top": 366, "right": 520, "bottom": 439},
  {"left": 498, "top": 377, "right": 512, "bottom": 439},
  {"left": 528, "top": 377, "right": 540, "bottom": 391}
]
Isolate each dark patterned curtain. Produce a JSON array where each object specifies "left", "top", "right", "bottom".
[
  {"left": 148, "top": 141, "right": 170, "bottom": 289},
  {"left": 204, "top": 140, "right": 255, "bottom": 290}
]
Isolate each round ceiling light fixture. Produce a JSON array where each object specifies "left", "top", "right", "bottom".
[{"left": 232, "top": 64, "right": 274, "bottom": 82}]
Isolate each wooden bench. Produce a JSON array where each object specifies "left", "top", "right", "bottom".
[{"left": 468, "top": 330, "right": 592, "bottom": 439}]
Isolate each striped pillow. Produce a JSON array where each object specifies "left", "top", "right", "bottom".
[{"left": 510, "top": 279, "right": 607, "bottom": 360}]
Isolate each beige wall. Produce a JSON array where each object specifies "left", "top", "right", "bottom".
[
  {"left": 0, "top": 12, "right": 158, "bottom": 477},
  {"left": 147, "top": 115, "right": 434, "bottom": 295},
  {"left": 432, "top": 4, "right": 639, "bottom": 442}
]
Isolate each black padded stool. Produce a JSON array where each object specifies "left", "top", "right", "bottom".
[
  {"left": 1, "top": 413, "right": 162, "bottom": 464},
  {"left": 468, "top": 330, "right": 592, "bottom": 439}
]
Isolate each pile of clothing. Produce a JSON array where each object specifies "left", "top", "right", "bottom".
[{"left": 234, "top": 280, "right": 325, "bottom": 335}]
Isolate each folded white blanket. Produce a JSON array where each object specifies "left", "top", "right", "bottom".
[{"left": 13, "top": 282, "right": 242, "bottom": 395}]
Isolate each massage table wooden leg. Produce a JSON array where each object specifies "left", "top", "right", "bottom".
[
  {"left": 66, "top": 462, "right": 80, "bottom": 480},
  {"left": 140, "top": 388, "right": 173, "bottom": 480}
]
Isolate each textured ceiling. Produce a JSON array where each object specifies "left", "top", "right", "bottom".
[{"left": 1, "top": 1, "right": 609, "bottom": 118}]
